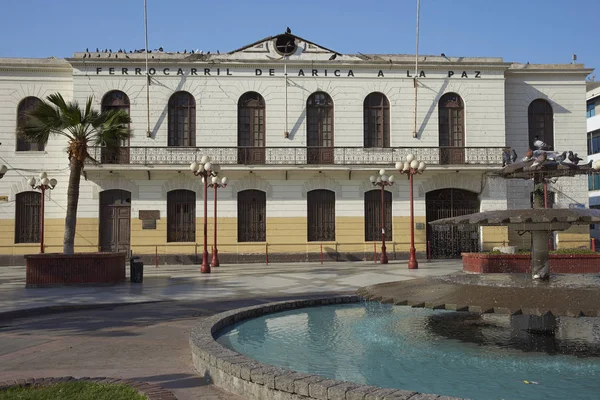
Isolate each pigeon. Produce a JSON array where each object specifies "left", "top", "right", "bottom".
[
  {"left": 217, "top": 50, "right": 220, "bottom": 54},
  {"left": 531, "top": 151, "right": 547, "bottom": 168},
  {"left": 533, "top": 138, "right": 549, "bottom": 150},
  {"left": 522, "top": 148, "right": 534, "bottom": 162},
  {"left": 441, "top": 53, "right": 446, "bottom": 57},
  {"left": 329, "top": 53, "right": 337, "bottom": 60},
  {"left": 568, "top": 151, "right": 583, "bottom": 165},
  {"left": 86, "top": 47, "right": 89, "bottom": 52},
  {"left": 502, "top": 149, "right": 511, "bottom": 167},
  {"left": 554, "top": 151, "right": 567, "bottom": 164},
  {"left": 96, "top": 47, "right": 99, "bottom": 52},
  {"left": 511, "top": 149, "right": 518, "bottom": 163},
  {"left": 286, "top": 26, "right": 292, "bottom": 34},
  {"left": 83, "top": 53, "right": 87, "bottom": 59}
]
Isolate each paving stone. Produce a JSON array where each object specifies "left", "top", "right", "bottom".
[
  {"left": 327, "top": 382, "right": 360, "bottom": 399},
  {"left": 294, "top": 375, "right": 325, "bottom": 397},
  {"left": 308, "top": 378, "right": 341, "bottom": 400}
]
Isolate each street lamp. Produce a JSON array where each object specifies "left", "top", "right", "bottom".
[
  {"left": 27, "top": 172, "right": 57, "bottom": 253},
  {"left": 395, "top": 154, "right": 426, "bottom": 269},
  {"left": 190, "top": 156, "right": 218, "bottom": 273},
  {"left": 369, "top": 169, "right": 395, "bottom": 264},
  {"left": 209, "top": 174, "right": 228, "bottom": 267}
]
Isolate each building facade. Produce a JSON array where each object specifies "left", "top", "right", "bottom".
[
  {"left": 586, "top": 82, "right": 600, "bottom": 240},
  {"left": 0, "top": 33, "right": 592, "bottom": 264}
]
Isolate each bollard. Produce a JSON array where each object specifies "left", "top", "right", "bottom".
[
  {"left": 266, "top": 243, "right": 269, "bottom": 265},
  {"left": 374, "top": 242, "right": 377, "bottom": 264},
  {"left": 592, "top": 238, "right": 596, "bottom": 252},
  {"left": 320, "top": 243, "right": 323, "bottom": 264}
]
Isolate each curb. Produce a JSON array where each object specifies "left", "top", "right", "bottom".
[{"left": 0, "top": 376, "right": 177, "bottom": 399}]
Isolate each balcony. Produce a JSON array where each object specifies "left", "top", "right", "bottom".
[{"left": 87, "top": 146, "right": 504, "bottom": 169}]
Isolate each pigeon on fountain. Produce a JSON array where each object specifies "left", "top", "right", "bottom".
[
  {"left": 522, "top": 148, "right": 534, "bottom": 162},
  {"left": 533, "top": 138, "right": 549, "bottom": 150},
  {"left": 554, "top": 151, "right": 567, "bottom": 164},
  {"left": 531, "top": 151, "right": 547, "bottom": 168},
  {"left": 503, "top": 149, "right": 511, "bottom": 167},
  {"left": 568, "top": 151, "right": 583, "bottom": 165},
  {"left": 511, "top": 149, "right": 518, "bottom": 163}
]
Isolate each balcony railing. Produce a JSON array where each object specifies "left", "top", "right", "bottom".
[{"left": 88, "top": 146, "right": 504, "bottom": 166}]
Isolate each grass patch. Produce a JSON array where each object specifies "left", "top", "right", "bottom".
[{"left": 0, "top": 381, "right": 147, "bottom": 400}]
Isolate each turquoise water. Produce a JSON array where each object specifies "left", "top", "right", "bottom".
[{"left": 217, "top": 302, "right": 600, "bottom": 400}]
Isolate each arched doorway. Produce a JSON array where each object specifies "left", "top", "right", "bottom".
[
  {"left": 99, "top": 190, "right": 131, "bottom": 253},
  {"left": 426, "top": 188, "right": 479, "bottom": 258}
]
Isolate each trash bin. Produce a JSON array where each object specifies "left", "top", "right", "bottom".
[{"left": 130, "top": 256, "right": 144, "bottom": 283}]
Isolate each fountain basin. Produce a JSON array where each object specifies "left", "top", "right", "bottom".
[{"left": 463, "top": 252, "right": 600, "bottom": 274}]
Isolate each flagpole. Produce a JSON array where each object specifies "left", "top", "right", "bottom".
[
  {"left": 144, "top": 0, "right": 151, "bottom": 137},
  {"left": 413, "top": 0, "right": 421, "bottom": 138}
]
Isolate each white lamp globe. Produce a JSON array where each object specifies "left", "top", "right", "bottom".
[
  {"left": 376, "top": 176, "right": 382, "bottom": 183},
  {"left": 190, "top": 161, "right": 199, "bottom": 172},
  {"left": 381, "top": 174, "right": 389, "bottom": 182},
  {"left": 388, "top": 175, "right": 395, "bottom": 183},
  {"left": 41, "top": 177, "right": 50, "bottom": 186},
  {"left": 204, "top": 162, "right": 213, "bottom": 172},
  {"left": 39, "top": 171, "right": 48, "bottom": 180},
  {"left": 402, "top": 162, "right": 410, "bottom": 171},
  {"left": 594, "top": 160, "right": 600, "bottom": 171},
  {"left": 49, "top": 178, "right": 57, "bottom": 188},
  {"left": 379, "top": 169, "right": 386, "bottom": 176},
  {"left": 200, "top": 155, "right": 209, "bottom": 164},
  {"left": 201, "top": 177, "right": 205, "bottom": 184},
  {"left": 395, "top": 161, "right": 403, "bottom": 170},
  {"left": 0, "top": 165, "right": 7, "bottom": 175},
  {"left": 418, "top": 161, "right": 426, "bottom": 172},
  {"left": 211, "top": 176, "right": 218, "bottom": 184},
  {"left": 212, "top": 164, "right": 221, "bottom": 174},
  {"left": 410, "top": 160, "right": 419, "bottom": 169},
  {"left": 221, "top": 177, "right": 228, "bottom": 185},
  {"left": 27, "top": 177, "right": 36, "bottom": 187},
  {"left": 406, "top": 154, "right": 415, "bottom": 163},
  {"left": 369, "top": 175, "right": 377, "bottom": 183}
]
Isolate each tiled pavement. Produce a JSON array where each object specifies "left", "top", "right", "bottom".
[{"left": 0, "top": 260, "right": 462, "bottom": 399}]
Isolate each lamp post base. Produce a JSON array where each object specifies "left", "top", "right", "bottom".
[
  {"left": 380, "top": 244, "right": 388, "bottom": 264},
  {"left": 201, "top": 250, "right": 211, "bottom": 273},
  {"left": 211, "top": 248, "right": 220, "bottom": 267},
  {"left": 408, "top": 247, "right": 419, "bottom": 269}
]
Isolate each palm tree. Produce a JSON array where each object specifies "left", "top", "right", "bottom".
[{"left": 21, "top": 93, "right": 131, "bottom": 254}]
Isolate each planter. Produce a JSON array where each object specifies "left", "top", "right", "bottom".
[
  {"left": 462, "top": 252, "right": 600, "bottom": 274},
  {"left": 25, "top": 252, "right": 126, "bottom": 287}
]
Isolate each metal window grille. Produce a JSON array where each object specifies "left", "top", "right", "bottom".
[
  {"left": 363, "top": 92, "right": 390, "bottom": 148},
  {"left": 167, "top": 190, "right": 196, "bottom": 242},
  {"left": 15, "top": 192, "right": 41, "bottom": 243},
  {"left": 168, "top": 92, "right": 196, "bottom": 147},
  {"left": 16, "top": 97, "right": 44, "bottom": 152},
  {"left": 528, "top": 99, "right": 554, "bottom": 150},
  {"left": 307, "top": 190, "right": 335, "bottom": 241},
  {"left": 237, "top": 92, "right": 265, "bottom": 164},
  {"left": 364, "top": 189, "right": 392, "bottom": 242},
  {"left": 237, "top": 190, "right": 266, "bottom": 242}
]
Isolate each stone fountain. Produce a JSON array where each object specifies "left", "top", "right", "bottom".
[{"left": 430, "top": 146, "right": 600, "bottom": 280}]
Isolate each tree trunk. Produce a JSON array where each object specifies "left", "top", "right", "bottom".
[{"left": 63, "top": 157, "right": 83, "bottom": 254}]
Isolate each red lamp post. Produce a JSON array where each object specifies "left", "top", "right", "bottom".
[
  {"left": 209, "top": 174, "right": 228, "bottom": 267},
  {"left": 190, "top": 157, "right": 218, "bottom": 273},
  {"left": 369, "top": 169, "right": 395, "bottom": 264},
  {"left": 27, "top": 172, "right": 57, "bottom": 254},
  {"left": 395, "top": 154, "right": 426, "bottom": 269}
]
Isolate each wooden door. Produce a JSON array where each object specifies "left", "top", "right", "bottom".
[{"left": 99, "top": 190, "right": 131, "bottom": 253}]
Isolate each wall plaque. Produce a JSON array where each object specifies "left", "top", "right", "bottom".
[
  {"left": 142, "top": 219, "right": 157, "bottom": 230},
  {"left": 139, "top": 210, "right": 160, "bottom": 220}
]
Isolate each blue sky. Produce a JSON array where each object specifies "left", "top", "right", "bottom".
[{"left": 1, "top": 0, "right": 596, "bottom": 79}]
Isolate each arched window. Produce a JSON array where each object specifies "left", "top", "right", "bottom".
[
  {"left": 364, "top": 92, "right": 390, "bottom": 148},
  {"left": 307, "top": 92, "right": 334, "bottom": 164},
  {"left": 167, "top": 190, "right": 196, "bottom": 242},
  {"left": 101, "top": 91, "right": 130, "bottom": 164},
  {"left": 15, "top": 192, "right": 41, "bottom": 243},
  {"left": 16, "top": 97, "right": 44, "bottom": 151},
  {"left": 168, "top": 92, "right": 196, "bottom": 147},
  {"left": 364, "top": 189, "right": 392, "bottom": 242},
  {"left": 307, "top": 189, "right": 335, "bottom": 241},
  {"left": 238, "top": 190, "right": 266, "bottom": 242},
  {"left": 528, "top": 99, "right": 554, "bottom": 150},
  {"left": 238, "top": 92, "right": 265, "bottom": 164},
  {"left": 438, "top": 93, "right": 465, "bottom": 164}
]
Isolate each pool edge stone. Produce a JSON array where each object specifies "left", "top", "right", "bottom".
[{"left": 189, "top": 295, "right": 468, "bottom": 400}]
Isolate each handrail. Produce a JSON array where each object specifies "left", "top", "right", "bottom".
[{"left": 87, "top": 146, "right": 504, "bottom": 166}]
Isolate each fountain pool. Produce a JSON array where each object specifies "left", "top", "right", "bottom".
[{"left": 217, "top": 302, "right": 600, "bottom": 400}]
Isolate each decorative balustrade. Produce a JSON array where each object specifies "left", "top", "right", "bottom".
[{"left": 87, "top": 146, "right": 504, "bottom": 166}]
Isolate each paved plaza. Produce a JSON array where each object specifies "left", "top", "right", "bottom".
[{"left": 0, "top": 260, "right": 461, "bottom": 399}]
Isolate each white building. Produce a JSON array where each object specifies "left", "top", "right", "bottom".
[
  {"left": 0, "top": 32, "right": 593, "bottom": 265},
  {"left": 586, "top": 81, "right": 600, "bottom": 240}
]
